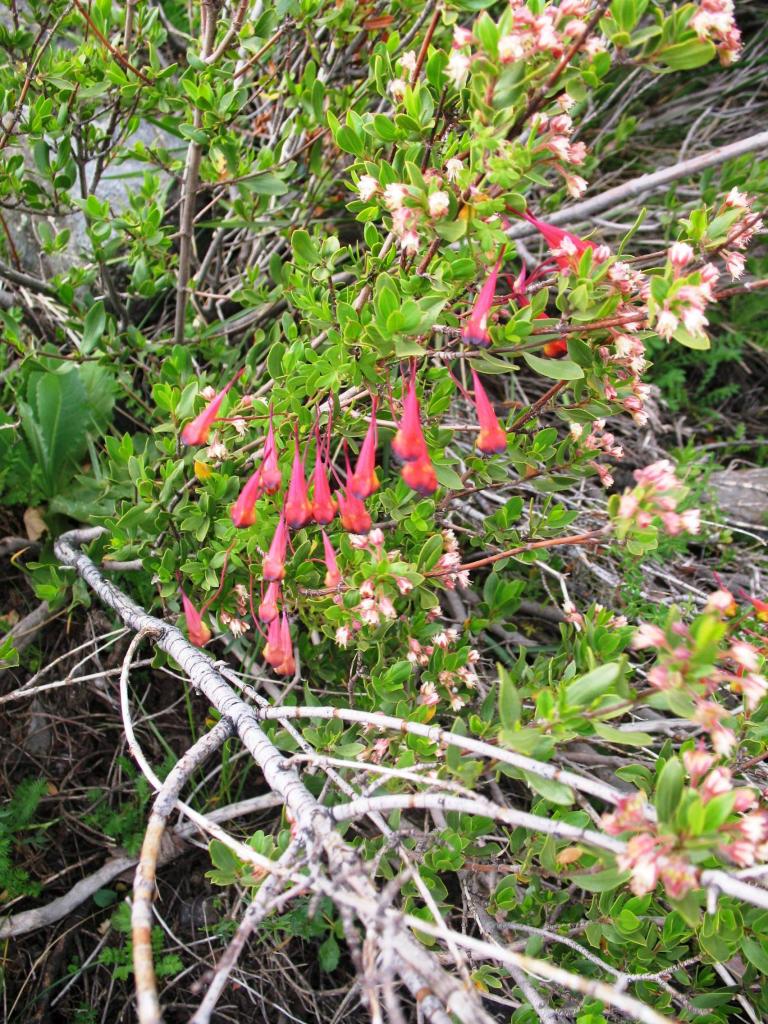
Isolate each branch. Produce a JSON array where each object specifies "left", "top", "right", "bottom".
[
  {"left": 54, "top": 527, "right": 497, "bottom": 1024},
  {"left": 506, "top": 131, "right": 768, "bottom": 238}
]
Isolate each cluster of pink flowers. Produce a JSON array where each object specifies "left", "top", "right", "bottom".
[
  {"left": 603, "top": 792, "right": 699, "bottom": 899},
  {"left": 655, "top": 252, "right": 719, "bottom": 344},
  {"left": 690, "top": 0, "right": 742, "bottom": 65},
  {"left": 414, "top": 630, "right": 480, "bottom": 712},
  {"left": 719, "top": 188, "right": 764, "bottom": 280},
  {"left": 570, "top": 419, "right": 624, "bottom": 488},
  {"left": 614, "top": 459, "right": 701, "bottom": 536},
  {"left": 632, "top": 594, "right": 766, "bottom": 752},
  {"left": 604, "top": 746, "right": 768, "bottom": 898},
  {"left": 434, "top": 529, "right": 471, "bottom": 590},
  {"left": 359, "top": 164, "right": 460, "bottom": 254},
  {"left": 532, "top": 111, "right": 588, "bottom": 198}
]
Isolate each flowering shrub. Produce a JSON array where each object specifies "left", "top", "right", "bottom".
[{"left": 1, "top": 0, "right": 767, "bottom": 1020}]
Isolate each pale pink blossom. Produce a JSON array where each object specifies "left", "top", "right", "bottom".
[
  {"left": 668, "top": 242, "right": 694, "bottom": 270},
  {"left": 358, "top": 175, "right": 378, "bottom": 202},
  {"left": 428, "top": 191, "right": 450, "bottom": 218}
]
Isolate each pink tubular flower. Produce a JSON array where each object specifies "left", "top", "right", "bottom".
[
  {"left": 338, "top": 450, "right": 371, "bottom": 535},
  {"left": 180, "top": 589, "right": 212, "bottom": 647},
  {"left": 683, "top": 744, "right": 716, "bottom": 786},
  {"left": 631, "top": 622, "right": 666, "bottom": 650},
  {"left": 668, "top": 242, "right": 694, "bottom": 270},
  {"left": 284, "top": 434, "right": 312, "bottom": 530},
  {"left": 392, "top": 372, "right": 429, "bottom": 462},
  {"left": 261, "top": 407, "right": 282, "bottom": 494},
  {"left": 321, "top": 530, "right": 341, "bottom": 588},
  {"left": 659, "top": 857, "right": 699, "bottom": 900},
  {"left": 401, "top": 457, "right": 438, "bottom": 496},
  {"left": 181, "top": 369, "right": 243, "bottom": 446},
  {"left": 522, "top": 211, "right": 595, "bottom": 272},
  {"left": 350, "top": 400, "right": 380, "bottom": 499},
  {"left": 601, "top": 792, "right": 650, "bottom": 836},
  {"left": 462, "top": 251, "right": 505, "bottom": 347},
  {"left": 471, "top": 368, "right": 507, "bottom": 454},
  {"left": 263, "top": 514, "right": 288, "bottom": 581},
  {"left": 231, "top": 466, "right": 263, "bottom": 528},
  {"left": 258, "top": 580, "right": 280, "bottom": 623},
  {"left": 617, "top": 834, "right": 663, "bottom": 897},
  {"left": 311, "top": 430, "right": 337, "bottom": 525}
]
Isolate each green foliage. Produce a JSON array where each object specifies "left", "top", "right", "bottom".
[{"left": 0, "top": 777, "right": 49, "bottom": 900}]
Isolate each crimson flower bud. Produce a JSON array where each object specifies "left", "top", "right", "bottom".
[
  {"left": 462, "top": 251, "right": 504, "bottom": 348},
  {"left": 311, "top": 450, "right": 337, "bottom": 525},
  {"left": 350, "top": 400, "right": 380, "bottom": 499},
  {"left": 263, "top": 514, "right": 288, "bottom": 581},
  {"left": 401, "top": 457, "right": 438, "bottom": 496},
  {"left": 180, "top": 589, "right": 211, "bottom": 647},
  {"left": 321, "top": 530, "right": 341, "bottom": 588},
  {"left": 261, "top": 407, "right": 282, "bottom": 494},
  {"left": 471, "top": 368, "right": 507, "bottom": 455},
  {"left": 523, "top": 211, "right": 595, "bottom": 272},
  {"left": 263, "top": 614, "right": 284, "bottom": 667},
  {"left": 181, "top": 369, "right": 243, "bottom": 446},
  {"left": 284, "top": 435, "right": 312, "bottom": 530},
  {"left": 230, "top": 466, "right": 263, "bottom": 528},
  {"left": 392, "top": 375, "right": 428, "bottom": 462},
  {"left": 258, "top": 580, "right": 280, "bottom": 623}
]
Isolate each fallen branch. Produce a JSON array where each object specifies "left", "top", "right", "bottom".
[{"left": 505, "top": 130, "right": 768, "bottom": 237}]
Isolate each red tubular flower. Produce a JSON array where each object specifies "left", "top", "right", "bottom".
[
  {"left": 338, "top": 450, "right": 371, "bottom": 534},
  {"left": 284, "top": 433, "right": 312, "bottom": 530},
  {"left": 392, "top": 374, "right": 428, "bottom": 462},
  {"left": 275, "top": 613, "right": 295, "bottom": 676},
  {"left": 181, "top": 369, "right": 243, "bottom": 446},
  {"left": 321, "top": 530, "right": 341, "bottom": 588},
  {"left": 401, "top": 458, "right": 438, "bottom": 496},
  {"left": 523, "top": 211, "right": 595, "bottom": 272},
  {"left": 746, "top": 595, "right": 768, "bottom": 623},
  {"left": 350, "top": 399, "right": 380, "bottom": 499},
  {"left": 230, "top": 466, "right": 263, "bottom": 528},
  {"left": 263, "top": 514, "right": 288, "bottom": 581},
  {"left": 462, "top": 251, "right": 505, "bottom": 347},
  {"left": 258, "top": 580, "right": 281, "bottom": 623},
  {"left": 311, "top": 433, "right": 337, "bottom": 524},
  {"left": 180, "top": 589, "right": 212, "bottom": 647},
  {"left": 261, "top": 406, "right": 282, "bottom": 494},
  {"left": 543, "top": 338, "right": 569, "bottom": 357},
  {"left": 339, "top": 490, "right": 372, "bottom": 535},
  {"left": 471, "top": 368, "right": 507, "bottom": 455},
  {"left": 263, "top": 614, "right": 284, "bottom": 668}
]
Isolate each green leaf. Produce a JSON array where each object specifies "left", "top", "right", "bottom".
[
  {"left": 655, "top": 757, "right": 684, "bottom": 823},
  {"left": 319, "top": 934, "right": 340, "bottom": 972},
  {"left": 672, "top": 324, "right": 710, "bottom": 350},
  {"left": 592, "top": 721, "right": 654, "bottom": 746},
  {"left": 81, "top": 301, "right": 107, "bottom": 354},
  {"left": 658, "top": 39, "right": 716, "bottom": 71},
  {"left": 523, "top": 353, "right": 584, "bottom": 380},
  {"left": 498, "top": 666, "right": 520, "bottom": 730},
  {"left": 742, "top": 938, "right": 768, "bottom": 975},
  {"left": 20, "top": 369, "right": 90, "bottom": 498},
  {"left": 571, "top": 867, "right": 630, "bottom": 892},
  {"left": 292, "top": 229, "right": 321, "bottom": 265},
  {"left": 564, "top": 663, "right": 620, "bottom": 707},
  {"left": 418, "top": 534, "right": 444, "bottom": 570},
  {"left": 523, "top": 771, "right": 574, "bottom": 805},
  {"left": 244, "top": 172, "right": 289, "bottom": 195}
]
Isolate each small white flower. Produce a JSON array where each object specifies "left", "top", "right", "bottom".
[
  {"left": 428, "top": 190, "right": 450, "bottom": 218},
  {"left": 335, "top": 626, "right": 351, "bottom": 647},
  {"left": 357, "top": 175, "right": 378, "bottom": 202},
  {"left": 383, "top": 183, "right": 409, "bottom": 211},
  {"left": 447, "top": 51, "right": 470, "bottom": 86},
  {"left": 389, "top": 78, "right": 407, "bottom": 102},
  {"left": 401, "top": 50, "right": 417, "bottom": 75},
  {"left": 445, "top": 158, "right": 463, "bottom": 182}
]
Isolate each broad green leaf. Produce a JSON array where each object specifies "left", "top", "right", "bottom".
[
  {"left": 564, "top": 663, "right": 620, "bottom": 707},
  {"left": 523, "top": 353, "right": 584, "bottom": 380}
]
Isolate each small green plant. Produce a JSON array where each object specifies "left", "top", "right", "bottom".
[{"left": 0, "top": 777, "right": 50, "bottom": 901}]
